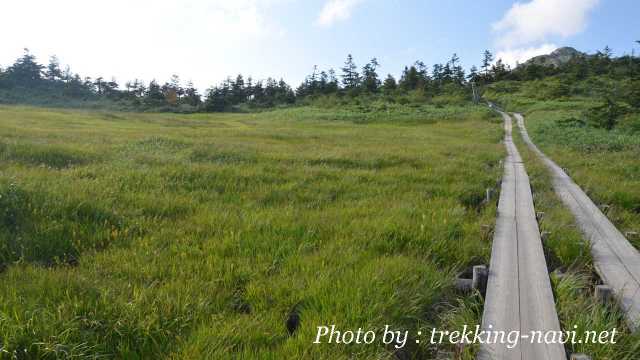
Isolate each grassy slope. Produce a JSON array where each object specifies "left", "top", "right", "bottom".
[
  {"left": 0, "top": 105, "right": 502, "bottom": 358},
  {"left": 485, "top": 81, "right": 640, "bottom": 249}
]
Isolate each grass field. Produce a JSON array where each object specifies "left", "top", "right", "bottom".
[
  {"left": 0, "top": 105, "right": 503, "bottom": 358},
  {"left": 485, "top": 83, "right": 640, "bottom": 250},
  {"left": 484, "top": 78, "right": 640, "bottom": 356},
  {"left": 512, "top": 125, "right": 640, "bottom": 359},
  {"left": 519, "top": 105, "right": 640, "bottom": 249}
]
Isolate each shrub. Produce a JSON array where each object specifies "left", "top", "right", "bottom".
[{"left": 584, "top": 98, "right": 627, "bottom": 130}]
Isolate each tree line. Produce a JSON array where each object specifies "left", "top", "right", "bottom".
[{"left": 1, "top": 46, "right": 638, "bottom": 112}]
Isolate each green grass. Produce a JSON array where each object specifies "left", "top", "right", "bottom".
[
  {"left": 512, "top": 111, "right": 640, "bottom": 359},
  {"left": 524, "top": 108, "right": 640, "bottom": 248},
  {"left": 490, "top": 94, "right": 640, "bottom": 249},
  {"left": 0, "top": 104, "right": 502, "bottom": 358},
  {"left": 489, "top": 74, "right": 640, "bottom": 356}
]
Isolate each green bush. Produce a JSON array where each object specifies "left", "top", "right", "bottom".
[
  {"left": 584, "top": 98, "right": 627, "bottom": 130},
  {"left": 522, "top": 78, "right": 572, "bottom": 100}
]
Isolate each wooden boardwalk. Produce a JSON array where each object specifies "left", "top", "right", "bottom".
[
  {"left": 479, "top": 111, "right": 566, "bottom": 360},
  {"left": 514, "top": 113, "right": 640, "bottom": 332}
]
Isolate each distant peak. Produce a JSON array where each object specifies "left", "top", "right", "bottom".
[
  {"left": 550, "top": 47, "right": 582, "bottom": 56},
  {"left": 523, "top": 47, "right": 586, "bottom": 68}
]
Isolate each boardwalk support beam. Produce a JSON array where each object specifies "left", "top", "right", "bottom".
[
  {"left": 472, "top": 265, "right": 488, "bottom": 295},
  {"left": 455, "top": 278, "right": 472, "bottom": 293},
  {"left": 595, "top": 285, "right": 613, "bottom": 304},
  {"left": 570, "top": 354, "right": 591, "bottom": 360}
]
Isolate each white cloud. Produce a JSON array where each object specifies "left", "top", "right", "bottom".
[
  {"left": 316, "top": 0, "right": 365, "bottom": 27},
  {"left": 495, "top": 43, "right": 558, "bottom": 67},
  {"left": 0, "top": 0, "right": 287, "bottom": 91},
  {"left": 493, "top": 0, "right": 599, "bottom": 48},
  {"left": 491, "top": 0, "right": 598, "bottom": 66}
]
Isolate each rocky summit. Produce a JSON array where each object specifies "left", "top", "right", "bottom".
[{"left": 524, "top": 47, "right": 587, "bottom": 67}]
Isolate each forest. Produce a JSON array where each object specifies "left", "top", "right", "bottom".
[{"left": 2, "top": 45, "right": 637, "bottom": 114}]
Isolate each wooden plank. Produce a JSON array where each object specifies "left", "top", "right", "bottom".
[
  {"left": 479, "top": 112, "right": 566, "bottom": 360},
  {"left": 514, "top": 113, "right": 640, "bottom": 331}
]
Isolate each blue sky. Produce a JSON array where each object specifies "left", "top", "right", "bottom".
[{"left": 1, "top": 0, "right": 638, "bottom": 91}]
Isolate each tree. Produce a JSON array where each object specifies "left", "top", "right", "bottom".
[
  {"left": 449, "top": 53, "right": 465, "bottom": 84},
  {"left": 6, "top": 49, "right": 44, "bottom": 85},
  {"left": 82, "top": 76, "right": 95, "bottom": 92},
  {"left": 277, "top": 79, "right": 295, "bottom": 104},
  {"left": 246, "top": 77, "right": 254, "bottom": 100},
  {"left": 441, "top": 62, "right": 453, "bottom": 82},
  {"left": 414, "top": 61, "right": 429, "bottom": 89},
  {"left": 170, "top": 74, "right": 184, "bottom": 97},
  {"left": 64, "top": 74, "right": 89, "bottom": 98},
  {"left": 326, "top": 69, "right": 339, "bottom": 94},
  {"left": 103, "top": 77, "right": 119, "bottom": 98},
  {"left": 414, "top": 61, "right": 428, "bottom": 78},
  {"left": 125, "top": 80, "right": 133, "bottom": 94},
  {"left": 252, "top": 80, "right": 264, "bottom": 103},
  {"left": 94, "top": 77, "right": 104, "bottom": 95},
  {"left": 45, "top": 55, "right": 63, "bottom": 81},
  {"left": 62, "top": 65, "right": 73, "bottom": 83},
  {"left": 361, "top": 58, "right": 380, "bottom": 92},
  {"left": 318, "top": 71, "right": 328, "bottom": 94},
  {"left": 467, "top": 65, "right": 479, "bottom": 83},
  {"left": 382, "top": 74, "right": 397, "bottom": 92},
  {"left": 586, "top": 97, "right": 625, "bottom": 130},
  {"left": 431, "top": 63, "right": 444, "bottom": 92},
  {"left": 264, "top": 78, "right": 277, "bottom": 104},
  {"left": 341, "top": 54, "right": 360, "bottom": 89},
  {"left": 399, "top": 65, "right": 420, "bottom": 90},
  {"left": 163, "top": 87, "right": 178, "bottom": 105},
  {"left": 309, "top": 65, "right": 319, "bottom": 94},
  {"left": 295, "top": 66, "right": 319, "bottom": 98},
  {"left": 162, "top": 74, "right": 183, "bottom": 105},
  {"left": 491, "top": 59, "right": 509, "bottom": 81},
  {"left": 523, "top": 63, "right": 547, "bottom": 81},
  {"left": 231, "top": 74, "right": 245, "bottom": 104},
  {"left": 481, "top": 50, "right": 494, "bottom": 76},
  {"left": 130, "top": 79, "right": 146, "bottom": 97},
  {"left": 591, "top": 47, "right": 614, "bottom": 75},
  {"left": 570, "top": 57, "right": 589, "bottom": 80},
  {"left": 183, "top": 81, "right": 201, "bottom": 107},
  {"left": 144, "top": 80, "right": 166, "bottom": 107},
  {"left": 295, "top": 82, "right": 308, "bottom": 98}
]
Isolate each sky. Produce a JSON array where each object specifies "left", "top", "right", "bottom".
[{"left": 1, "top": 0, "right": 638, "bottom": 91}]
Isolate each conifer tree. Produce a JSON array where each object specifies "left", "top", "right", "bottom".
[
  {"left": 361, "top": 58, "right": 380, "bottom": 92},
  {"left": 326, "top": 69, "right": 339, "bottom": 93},
  {"left": 6, "top": 49, "right": 44, "bottom": 85},
  {"left": 482, "top": 50, "right": 494, "bottom": 76},
  {"left": 382, "top": 74, "right": 397, "bottom": 92},
  {"left": 45, "top": 55, "right": 62, "bottom": 81},
  {"left": 341, "top": 54, "right": 360, "bottom": 89}
]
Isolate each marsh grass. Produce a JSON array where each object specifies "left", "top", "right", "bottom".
[
  {"left": 513, "top": 121, "right": 640, "bottom": 359},
  {"left": 486, "top": 83, "right": 640, "bottom": 250},
  {"left": 0, "top": 104, "right": 502, "bottom": 358},
  {"left": 526, "top": 107, "right": 639, "bottom": 250}
]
